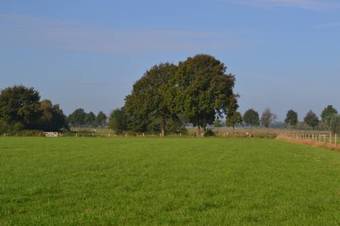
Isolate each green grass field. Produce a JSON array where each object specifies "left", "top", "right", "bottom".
[{"left": 0, "top": 137, "right": 339, "bottom": 225}]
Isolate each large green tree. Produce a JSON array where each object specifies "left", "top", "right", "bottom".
[
  {"left": 174, "top": 54, "right": 236, "bottom": 136},
  {"left": 0, "top": 86, "right": 41, "bottom": 130},
  {"left": 285, "top": 110, "right": 298, "bottom": 127},
  {"left": 243, "top": 109, "right": 260, "bottom": 127},
  {"left": 124, "top": 63, "right": 179, "bottom": 136},
  {"left": 321, "top": 105, "right": 338, "bottom": 129},
  {"left": 304, "top": 110, "right": 319, "bottom": 129}
]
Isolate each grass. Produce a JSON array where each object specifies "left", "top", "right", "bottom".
[{"left": 0, "top": 137, "right": 339, "bottom": 226}]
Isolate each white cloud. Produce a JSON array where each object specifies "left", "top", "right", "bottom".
[{"left": 0, "top": 14, "right": 241, "bottom": 55}]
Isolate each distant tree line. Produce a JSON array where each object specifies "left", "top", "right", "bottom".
[
  {"left": 68, "top": 108, "right": 107, "bottom": 128},
  {"left": 287, "top": 105, "right": 340, "bottom": 134},
  {"left": 212, "top": 108, "right": 277, "bottom": 129},
  {"left": 232, "top": 105, "right": 340, "bottom": 133},
  {"left": 0, "top": 85, "right": 108, "bottom": 133},
  {"left": 1, "top": 56, "right": 340, "bottom": 136},
  {"left": 0, "top": 86, "right": 68, "bottom": 133},
  {"left": 206, "top": 105, "right": 340, "bottom": 134}
]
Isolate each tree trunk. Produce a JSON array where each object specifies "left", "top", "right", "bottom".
[
  {"left": 160, "top": 118, "right": 166, "bottom": 137},
  {"left": 197, "top": 126, "right": 204, "bottom": 137}
]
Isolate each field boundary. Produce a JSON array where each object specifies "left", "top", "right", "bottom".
[{"left": 277, "top": 134, "right": 340, "bottom": 152}]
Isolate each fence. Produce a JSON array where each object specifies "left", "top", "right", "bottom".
[{"left": 283, "top": 132, "right": 338, "bottom": 147}]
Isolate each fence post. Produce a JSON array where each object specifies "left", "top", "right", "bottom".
[{"left": 335, "top": 134, "right": 337, "bottom": 147}]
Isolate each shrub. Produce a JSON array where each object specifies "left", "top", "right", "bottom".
[{"left": 204, "top": 129, "right": 215, "bottom": 137}]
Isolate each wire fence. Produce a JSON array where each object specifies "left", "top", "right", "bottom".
[
  {"left": 19, "top": 127, "right": 336, "bottom": 145},
  {"left": 283, "top": 132, "right": 338, "bottom": 147}
]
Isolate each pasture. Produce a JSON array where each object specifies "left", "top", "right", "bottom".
[{"left": 0, "top": 137, "right": 339, "bottom": 225}]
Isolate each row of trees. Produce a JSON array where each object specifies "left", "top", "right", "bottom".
[
  {"left": 213, "top": 105, "right": 340, "bottom": 132},
  {"left": 285, "top": 105, "right": 340, "bottom": 133},
  {"left": 0, "top": 86, "right": 68, "bottom": 133},
  {"left": 0, "top": 86, "right": 109, "bottom": 133},
  {"left": 224, "top": 108, "right": 277, "bottom": 128},
  {"left": 108, "top": 54, "right": 340, "bottom": 135},
  {"left": 1, "top": 84, "right": 338, "bottom": 135},
  {"left": 68, "top": 109, "right": 107, "bottom": 128},
  {"left": 108, "top": 105, "right": 338, "bottom": 134},
  {"left": 110, "top": 54, "right": 238, "bottom": 136},
  {"left": 1, "top": 56, "right": 339, "bottom": 135}
]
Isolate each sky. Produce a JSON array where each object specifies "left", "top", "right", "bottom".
[{"left": 1, "top": 0, "right": 340, "bottom": 120}]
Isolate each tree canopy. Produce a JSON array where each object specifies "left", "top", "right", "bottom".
[
  {"left": 68, "top": 109, "right": 103, "bottom": 128},
  {"left": 261, "top": 109, "right": 276, "bottom": 128},
  {"left": 109, "top": 108, "right": 127, "bottom": 134},
  {"left": 304, "top": 111, "right": 319, "bottom": 129},
  {"left": 321, "top": 105, "right": 338, "bottom": 129},
  {"left": 85, "top": 112, "right": 96, "bottom": 127},
  {"left": 0, "top": 86, "right": 68, "bottom": 132},
  {"left": 226, "top": 111, "right": 242, "bottom": 128},
  {"left": 124, "top": 63, "right": 178, "bottom": 136},
  {"left": 0, "top": 86, "right": 41, "bottom": 130},
  {"left": 174, "top": 54, "right": 237, "bottom": 135},
  {"left": 226, "top": 95, "right": 242, "bottom": 128},
  {"left": 243, "top": 109, "right": 260, "bottom": 127},
  {"left": 285, "top": 110, "right": 298, "bottom": 127},
  {"left": 122, "top": 55, "right": 238, "bottom": 136},
  {"left": 96, "top": 111, "right": 107, "bottom": 127},
  {"left": 38, "top": 100, "right": 68, "bottom": 131},
  {"left": 68, "top": 108, "right": 87, "bottom": 127}
]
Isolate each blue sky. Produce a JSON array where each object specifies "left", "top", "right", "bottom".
[{"left": 1, "top": 0, "right": 340, "bottom": 120}]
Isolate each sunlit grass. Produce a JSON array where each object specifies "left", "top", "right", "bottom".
[{"left": 0, "top": 137, "right": 339, "bottom": 225}]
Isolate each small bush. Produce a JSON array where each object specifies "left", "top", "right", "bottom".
[
  {"left": 16, "top": 130, "right": 44, "bottom": 137},
  {"left": 204, "top": 129, "right": 215, "bottom": 137}
]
